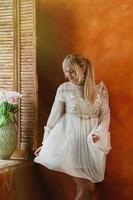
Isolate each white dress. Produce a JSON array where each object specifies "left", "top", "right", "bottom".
[{"left": 34, "top": 81, "right": 111, "bottom": 183}]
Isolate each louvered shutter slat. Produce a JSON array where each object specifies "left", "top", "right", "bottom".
[
  {"left": 0, "top": 0, "right": 14, "bottom": 90},
  {"left": 0, "top": 0, "right": 37, "bottom": 155},
  {"left": 19, "top": 0, "right": 37, "bottom": 151}
]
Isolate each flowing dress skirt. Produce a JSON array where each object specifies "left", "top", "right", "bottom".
[{"left": 34, "top": 114, "right": 106, "bottom": 183}]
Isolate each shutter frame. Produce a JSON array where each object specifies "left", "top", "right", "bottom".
[{"left": 0, "top": 0, "right": 37, "bottom": 158}]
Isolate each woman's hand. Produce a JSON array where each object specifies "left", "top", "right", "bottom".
[
  {"left": 34, "top": 146, "right": 42, "bottom": 156},
  {"left": 92, "top": 134, "right": 100, "bottom": 143}
]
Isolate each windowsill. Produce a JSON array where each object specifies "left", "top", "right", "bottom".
[{"left": 0, "top": 159, "right": 33, "bottom": 174}]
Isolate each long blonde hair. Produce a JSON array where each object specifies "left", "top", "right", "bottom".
[{"left": 62, "top": 54, "right": 96, "bottom": 103}]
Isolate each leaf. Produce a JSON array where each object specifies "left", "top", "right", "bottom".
[
  {"left": 0, "top": 115, "right": 9, "bottom": 127},
  {"left": 9, "top": 112, "right": 14, "bottom": 120}
]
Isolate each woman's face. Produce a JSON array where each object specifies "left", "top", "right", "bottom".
[
  {"left": 64, "top": 65, "right": 86, "bottom": 84},
  {"left": 64, "top": 68, "right": 78, "bottom": 83}
]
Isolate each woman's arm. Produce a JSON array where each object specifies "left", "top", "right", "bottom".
[
  {"left": 42, "top": 100, "right": 65, "bottom": 144},
  {"left": 42, "top": 84, "right": 65, "bottom": 144},
  {"left": 89, "top": 82, "right": 111, "bottom": 154},
  {"left": 94, "top": 82, "right": 110, "bottom": 133}
]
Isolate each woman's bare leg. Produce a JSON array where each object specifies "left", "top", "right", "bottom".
[{"left": 73, "top": 177, "right": 95, "bottom": 200}]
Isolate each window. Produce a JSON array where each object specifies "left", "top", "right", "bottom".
[{"left": 0, "top": 0, "right": 37, "bottom": 159}]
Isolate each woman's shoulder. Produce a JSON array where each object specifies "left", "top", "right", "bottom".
[
  {"left": 96, "top": 80, "right": 104, "bottom": 85},
  {"left": 95, "top": 80, "right": 101, "bottom": 85},
  {"left": 57, "top": 81, "right": 72, "bottom": 89},
  {"left": 95, "top": 80, "right": 109, "bottom": 94},
  {"left": 56, "top": 82, "right": 69, "bottom": 92},
  {"left": 95, "top": 80, "right": 107, "bottom": 88},
  {"left": 57, "top": 81, "right": 67, "bottom": 88},
  {"left": 95, "top": 80, "right": 109, "bottom": 101}
]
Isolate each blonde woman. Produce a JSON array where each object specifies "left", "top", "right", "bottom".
[{"left": 34, "top": 54, "right": 111, "bottom": 200}]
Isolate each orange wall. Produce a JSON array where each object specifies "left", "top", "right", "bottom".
[{"left": 37, "top": 0, "right": 133, "bottom": 199}]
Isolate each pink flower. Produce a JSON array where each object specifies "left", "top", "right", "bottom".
[
  {"left": 6, "top": 96, "right": 18, "bottom": 104},
  {"left": 0, "top": 89, "right": 22, "bottom": 104}
]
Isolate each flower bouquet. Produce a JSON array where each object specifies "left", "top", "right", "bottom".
[
  {"left": 0, "top": 89, "right": 22, "bottom": 127},
  {"left": 0, "top": 89, "right": 22, "bottom": 159}
]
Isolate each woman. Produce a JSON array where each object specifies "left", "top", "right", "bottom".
[{"left": 34, "top": 54, "right": 111, "bottom": 200}]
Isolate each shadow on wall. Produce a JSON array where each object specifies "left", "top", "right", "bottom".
[{"left": 37, "top": 1, "right": 78, "bottom": 143}]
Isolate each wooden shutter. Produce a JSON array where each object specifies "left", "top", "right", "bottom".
[
  {"left": 0, "top": 0, "right": 14, "bottom": 90},
  {"left": 19, "top": 0, "right": 37, "bottom": 151},
  {"left": 0, "top": 0, "right": 37, "bottom": 157}
]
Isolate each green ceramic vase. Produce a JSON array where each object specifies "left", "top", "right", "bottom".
[{"left": 0, "top": 121, "right": 17, "bottom": 159}]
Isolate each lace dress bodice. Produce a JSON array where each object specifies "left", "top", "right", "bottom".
[
  {"left": 55, "top": 81, "right": 108, "bottom": 119},
  {"left": 42, "top": 81, "right": 111, "bottom": 155}
]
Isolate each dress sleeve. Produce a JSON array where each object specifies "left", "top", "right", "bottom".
[
  {"left": 88, "top": 82, "right": 111, "bottom": 154},
  {"left": 42, "top": 84, "right": 65, "bottom": 144}
]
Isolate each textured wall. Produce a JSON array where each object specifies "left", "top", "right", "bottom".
[{"left": 37, "top": 0, "right": 133, "bottom": 199}]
